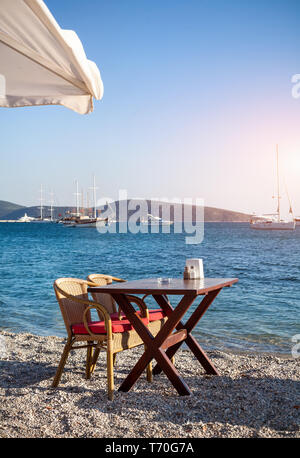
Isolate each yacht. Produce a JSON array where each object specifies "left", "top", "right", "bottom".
[
  {"left": 250, "top": 219, "right": 295, "bottom": 230},
  {"left": 66, "top": 176, "right": 108, "bottom": 228},
  {"left": 17, "top": 213, "right": 36, "bottom": 223},
  {"left": 250, "top": 145, "right": 295, "bottom": 231},
  {"left": 31, "top": 185, "right": 53, "bottom": 222},
  {"left": 140, "top": 214, "right": 173, "bottom": 226},
  {"left": 31, "top": 218, "right": 52, "bottom": 223},
  {"left": 58, "top": 212, "right": 80, "bottom": 225},
  {"left": 68, "top": 215, "right": 108, "bottom": 228}
]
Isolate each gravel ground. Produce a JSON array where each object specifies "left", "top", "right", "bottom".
[{"left": 0, "top": 330, "right": 299, "bottom": 438}]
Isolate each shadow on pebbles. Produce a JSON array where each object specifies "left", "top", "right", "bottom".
[{"left": 0, "top": 331, "right": 299, "bottom": 438}]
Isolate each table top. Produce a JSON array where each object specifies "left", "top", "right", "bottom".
[{"left": 88, "top": 277, "right": 238, "bottom": 296}]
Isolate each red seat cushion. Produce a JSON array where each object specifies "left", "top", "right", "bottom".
[
  {"left": 110, "top": 309, "right": 165, "bottom": 322},
  {"left": 148, "top": 309, "right": 166, "bottom": 321},
  {"left": 72, "top": 308, "right": 166, "bottom": 335}
]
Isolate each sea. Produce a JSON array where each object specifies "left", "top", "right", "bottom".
[{"left": 0, "top": 222, "right": 299, "bottom": 356}]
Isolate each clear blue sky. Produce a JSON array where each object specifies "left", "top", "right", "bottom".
[{"left": 1, "top": 0, "right": 300, "bottom": 215}]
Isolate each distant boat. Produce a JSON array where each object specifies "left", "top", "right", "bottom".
[
  {"left": 58, "top": 213, "right": 79, "bottom": 225},
  {"left": 31, "top": 217, "right": 52, "bottom": 223},
  {"left": 250, "top": 145, "right": 295, "bottom": 231},
  {"left": 31, "top": 185, "right": 54, "bottom": 222},
  {"left": 107, "top": 201, "right": 117, "bottom": 223},
  {"left": 68, "top": 215, "right": 108, "bottom": 228},
  {"left": 294, "top": 217, "right": 300, "bottom": 227},
  {"left": 17, "top": 212, "right": 51, "bottom": 223},
  {"left": 250, "top": 219, "right": 295, "bottom": 230},
  {"left": 140, "top": 214, "right": 173, "bottom": 226},
  {"left": 66, "top": 176, "right": 108, "bottom": 228},
  {"left": 17, "top": 213, "right": 36, "bottom": 223}
]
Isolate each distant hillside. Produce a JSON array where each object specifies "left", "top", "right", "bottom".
[
  {"left": 204, "top": 206, "right": 252, "bottom": 222},
  {"left": 0, "top": 200, "right": 25, "bottom": 218},
  {"left": 1, "top": 199, "right": 253, "bottom": 222},
  {"left": 108, "top": 200, "right": 253, "bottom": 222}
]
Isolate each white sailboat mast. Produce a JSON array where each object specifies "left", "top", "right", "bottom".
[
  {"left": 90, "top": 175, "right": 98, "bottom": 219},
  {"left": 49, "top": 190, "right": 54, "bottom": 221},
  {"left": 276, "top": 144, "right": 280, "bottom": 222},
  {"left": 87, "top": 191, "right": 90, "bottom": 215},
  {"left": 39, "top": 184, "right": 43, "bottom": 220},
  {"left": 74, "top": 180, "right": 81, "bottom": 216},
  {"left": 93, "top": 176, "right": 97, "bottom": 219}
]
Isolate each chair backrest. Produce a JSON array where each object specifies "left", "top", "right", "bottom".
[
  {"left": 86, "top": 274, "right": 117, "bottom": 315},
  {"left": 54, "top": 278, "right": 92, "bottom": 337}
]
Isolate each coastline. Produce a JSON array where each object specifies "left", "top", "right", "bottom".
[
  {"left": 1, "top": 330, "right": 299, "bottom": 438},
  {"left": 0, "top": 220, "right": 253, "bottom": 223},
  {"left": 1, "top": 327, "right": 292, "bottom": 359}
]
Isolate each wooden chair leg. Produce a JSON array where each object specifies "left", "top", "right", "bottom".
[
  {"left": 52, "top": 337, "right": 72, "bottom": 387},
  {"left": 145, "top": 345, "right": 153, "bottom": 382},
  {"left": 107, "top": 349, "right": 114, "bottom": 400},
  {"left": 86, "top": 344, "right": 93, "bottom": 379},
  {"left": 90, "top": 347, "right": 101, "bottom": 375},
  {"left": 144, "top": 345, "right": 153, "bottom": 383},
  {"left": 146, "top": 361, "right": 153, "bottom": 382},
  {"left": 113, "top": 353, "right": 117, "bottom": 366}
]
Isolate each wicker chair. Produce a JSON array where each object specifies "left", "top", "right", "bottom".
[
  {"left": 87, "top": 273, "right": 162, "bottom": 320},
  {"left": 86, "top": 273, "right": 125, "bottom": 316},
  {"left": 87, "top": 273, "right": 172, "bottom": 379},
  {"left": 52, "top": 277, "right": 167, "bottom": 400}
]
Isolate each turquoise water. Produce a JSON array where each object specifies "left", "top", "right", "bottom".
[{"left": 0, "top": 222, "right": 299, "bottom": 355}]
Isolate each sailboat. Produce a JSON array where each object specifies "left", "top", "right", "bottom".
[
  {"left": 107, "top": 201, "right": 117, "bottom": 223},
  {"left": 250, "top": 145, "right": 295, "bottom": 230},
  {"left": 32, "top": 184, "right": 52, "bottom": 222},
  {"left": 68, "top": 176, "right": 108, "bottom": 228}
]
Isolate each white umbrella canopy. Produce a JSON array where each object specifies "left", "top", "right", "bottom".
[{"left": 0, "top": 0, "right": 103, "bottom": 114}]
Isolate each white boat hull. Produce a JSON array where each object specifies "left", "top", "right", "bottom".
[
  {"left": 70, "top": 222, "right": 97, "bottom": 228},
  {"left": 140, "top": 222, "right": 173, "bottom": 226},
  {"left": 250, "top": 221, "right": 295, "bottom": 230},
  {"left": 31, "top": 220, "right": 52, "bottom": 223},
  {"left": 69, "top": 220, "right": 108, "bottom": 228}
]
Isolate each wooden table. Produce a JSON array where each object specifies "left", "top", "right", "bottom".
[{"left": 88, "top": 277, "right": 238, "bottom": 396}]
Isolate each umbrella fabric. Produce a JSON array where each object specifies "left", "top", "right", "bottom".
[{"left": 0, "top": 0, "right": 103, "bottom": 114}]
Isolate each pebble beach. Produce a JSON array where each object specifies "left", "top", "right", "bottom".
[{"left": 0, "top": 330, "right": 299, "bottom": 438}]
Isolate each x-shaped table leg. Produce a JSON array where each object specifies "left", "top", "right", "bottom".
[
  {"left": 111, "top": 293, "right": 198, "bottom": 396},
  {"left": 152, "top": 289, "right": 222, "bottom": 376}
]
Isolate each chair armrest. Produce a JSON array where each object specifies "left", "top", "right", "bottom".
[
  {"left": 83, "top": 303, "right": 112, "bottom": 339},
  {"left": 86, "top": 280, "right": 102, "bottom": 287},
  {"left": 120, "top": 295, "right": 149, "bottom": 320},
  {"left": 88, "top": 274, "right": 126, "bottom": 284},
  {"left": 111, "top": 276, "right": 126, "bottom": 283},
  {"left": 54, "top": 283, "right": 113, "bottom": 338}
]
